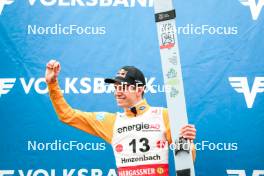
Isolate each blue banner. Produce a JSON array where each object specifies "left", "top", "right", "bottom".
[{"left": 0, "top": 0, "right": 263, "bottom": 175}]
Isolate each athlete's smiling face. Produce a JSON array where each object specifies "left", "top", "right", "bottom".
[{"left": 114, "top": 83, "right": 144, "bottom": 108}]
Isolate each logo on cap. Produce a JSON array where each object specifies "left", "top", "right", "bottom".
[{"left": 116, "top": 69, "right": 128, "bottom": 78}]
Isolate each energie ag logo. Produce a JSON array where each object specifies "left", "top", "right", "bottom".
[
  {"left": 0, "top": 0, "right": 14, "bottom": 15},
  {"left": 229, "top": 77, "right": 264, "bottom": 108},
  {"left": 239, "top": 0, "right": 264, "bottom": 20}
]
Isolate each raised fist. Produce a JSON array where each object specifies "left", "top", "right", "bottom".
[{"left": 45, "top": 59, "right": 61, "bottom": 83}]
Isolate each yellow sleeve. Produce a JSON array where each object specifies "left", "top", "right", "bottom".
[
  {"left": 48, "top": 80, "right": 116, "bottom": 144},
  {"left": 162, "top": 108, "right": 196, "bottom": 161}
]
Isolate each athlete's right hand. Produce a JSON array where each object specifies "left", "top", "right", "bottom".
[{"left": 45, "top": 59, "right": 61, "bottom": 84}]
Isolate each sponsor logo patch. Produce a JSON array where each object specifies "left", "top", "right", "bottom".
[{"left": 96, "top": 112, "right": 106, "bottom": 121}]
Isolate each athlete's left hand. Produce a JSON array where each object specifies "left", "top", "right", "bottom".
[{"left": 179, "top": 124, "right": 196, "bottom": 141}]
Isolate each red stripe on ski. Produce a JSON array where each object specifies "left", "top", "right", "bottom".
[{"left": 160, "top": 43, "right": 175, "bottom": 49}]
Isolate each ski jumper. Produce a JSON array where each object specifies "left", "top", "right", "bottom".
[{"left": 48, "top": 81, "right": 195, "bottom": 176}]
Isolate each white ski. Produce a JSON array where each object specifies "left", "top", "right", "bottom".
[{"left": 153, "top": 0, "right": 195, "bottom": 176}]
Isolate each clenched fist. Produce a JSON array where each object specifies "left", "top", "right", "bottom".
[
  {"left": 180, "top": 124, "right": 196, "bottom": 141},
  {"left": 45, "top": 59, "right": 61, "bottom": 83}
]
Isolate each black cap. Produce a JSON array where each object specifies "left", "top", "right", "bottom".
[{"left": 104, "top": 66, "right": 146, "bottom": 87}]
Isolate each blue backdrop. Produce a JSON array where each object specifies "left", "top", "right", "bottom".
[{"left": 0, "top": 0, "right": 264, "bottom": 175}]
